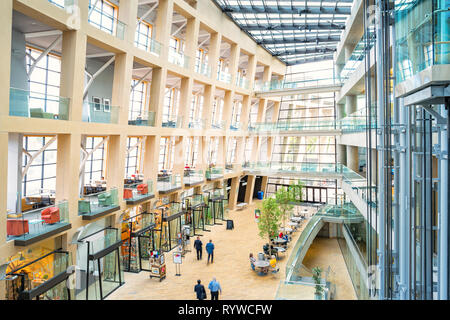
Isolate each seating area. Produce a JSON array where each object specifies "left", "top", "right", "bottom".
[{"left": 78, "top": 188, "right": 120, "bottom": 219}]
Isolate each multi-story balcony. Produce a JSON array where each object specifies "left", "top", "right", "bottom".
[
  {"left": 184, "top": 169, "right": 204, "bottom": 187},
  {"left": 162, "top": 115, "right": 183, "bottom": 128},
  {"left": 157, "top": 174, "right": 182, "bottom": 194},
  {"left": 123, "top": 180, "right": 155, "bottom": 205},
  {"left": 82, "top": 102, "right": 120, "bottom": 124},
  {"left": 78, "top": 187, "right": 120, "bottom": 220},
  {"left": 128, "top": 111, "right": 156, "bottom": 126},
  {"left": 236, "top": 76, "right": 250, "bottom": 89},
  {"left": 195, "top": 60, "right": 212, "bottom": 77},
  {"left": 168, "top": 49, "right": 190, "bottom": 69},
  {"left": 88, "top": 3, "right": 126, "bottom": 40},
  {"left": 205, "top": 167, "right": 224, "bottom": 181},
  {"left": 217, "top": 70, "right": 232, "bottom": 84},
  {"left": 7, "top": 200, "right": 71, "bottom": 246},
  {"left": 9, "top": 88, "right": 70, "bottom": 120}
]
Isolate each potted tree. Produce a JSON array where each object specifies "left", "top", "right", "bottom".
[
  {"left": 257, "top": 197, "right": 281, "bottom": 244},
  {"left": 312, "top": 266, "right": 324, "bottom": 300},
  {"left": 275, "top": 187, "right": 294, "bottom": 230}
]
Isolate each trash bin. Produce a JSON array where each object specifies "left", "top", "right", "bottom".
[{"left": 257, "top": 191, "right": 264, "bottom": 200}]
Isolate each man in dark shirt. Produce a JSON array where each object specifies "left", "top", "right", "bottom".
[
  {"left": 193, "top": 236, "right": 203, "bottom": 260},
  {"left": 194, "top": 279, "right": 206, "bottom": 300}
]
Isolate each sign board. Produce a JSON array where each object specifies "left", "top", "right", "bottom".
[{"left": 173, "top": 252, "right": 182, "bottom": 264}]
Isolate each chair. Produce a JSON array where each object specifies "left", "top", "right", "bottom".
[
  {"left": 78, "top": 200, "right": 91, "bottom": 214},
  {"left": 137, "top": 184, "right": 148, "bottom": 195},
  {"left": 123, "top": 188, "right": 133, "bottom": 199},
  {"left": 98, "top": 192, "right": 112, "bottom": 207},
  {"left": 41, "top": 207, "right": 60, "bottom": 224},
  {"left": 7, "top": 220, "right": 29, "bottom": 236},
  {"left": 30, "top": 108, "right": 54, "bottom": 119}
]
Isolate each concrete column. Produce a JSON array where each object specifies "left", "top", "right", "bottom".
[
  {"left": 247, "top": 54, "right": 257, "bottom": 89},
  {"left": 229, "top": 43, "right": 240, "bottom": 84},
  {"left": 173, "top": 136, "right": 185, "bottom": 175},
  {"left": 245, "top": 175, "right": 256, "bottom": 204},
  {"left": 118, "top": 0, "right": 138, "bottom": 45},
  {"left": 202, "top": 84, "right": 214, "bottom": 129},
  {"left": 106, "top": 135, "right": 127, "bottom": 200},
  {"left": 337, "top": 144, "right": 347, "bottom": 165},
  {"left": 179, "top": 77, "right": 193, "bottom": 128},
  {"left": 155, "top": 0, "right": 174, "bottom": 58},
  {"left": 346, "top": 95, "right": 357, "bottom": 115},
  {"left": 337, "top": 102, "right": 346, "bottom": 120},
  {"left": 149, "top": 67, "right": 168, "bottom": 127},
  {"left": 347, "top": 145, "right": 359, "bottom": 172},
  {"left": 344, "top": 44, "right": 353, "bottom": 63},
  {"left": 142, "top": 135, "right": 159, "bottom": 186},
  {"left": 223, "top": 90, "right": 234, "bottom": 129},
  {"left": 60, "top": 30, "right": 86, "bottom": 122},
  {"left": 228, "top": 176, "right": 239, "bottom": 210},
  {"left": 256, "top": 99, "right": 267, "bottom": 123},
  {"left": 112, "top": 53, "right": 134, "bottom": 125},
  {"left": 208, "top": 32, "right": 222, "bottom": 80},
  {"left": 184, "top": 17, "right": 200, "bottom": 72},
  {"left": 0, "top": 0, "right": 12, "bottom": 116}
]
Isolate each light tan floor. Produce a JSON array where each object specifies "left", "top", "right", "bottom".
[{"left": 107, "top": 201, "right": 356, "bottom": 300}]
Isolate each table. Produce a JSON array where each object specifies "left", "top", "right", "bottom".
[
  {"left": 254, "top": 260, "right": 270, "bottom": 275},
  {"left": 290, "top": 217, "right": 303, "bottom": 222},
  {"left": 288, "top": 222, "right": 299, "bottom": 227},
  {"left": 273, "top": 246, "right": 286, "bottom": 258},
  {"left": 280, "top": 227, "right": 293, "bottom": 233},
  {"left": 272, "top": 238, "right": 288, "bottom": 244}
]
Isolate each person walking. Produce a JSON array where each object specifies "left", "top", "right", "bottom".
[
  {"left": 194, "top": 279, "right": 207, "bottom": 300},
  {"left": 193, "top": 236, "right": 203, "bottom": 260},
  {"left": 208, "top": 277, "right": 222, "bottom": 300},
  {"left": 205, "top": 239, "right": 215, "bottom": 264}
]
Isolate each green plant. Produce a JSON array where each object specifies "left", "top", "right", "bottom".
[
  {"left": 257, "top": 197, "right": 281, "bottom": 243},
  {"left": 288, "top": 180, "right": 304, "bottom": 203},
  {"left": 312, "top": 267, "right": 324, "bottom": 298},
  {"left": 275, "top": 187, "right": 294, "bottom": 229}
]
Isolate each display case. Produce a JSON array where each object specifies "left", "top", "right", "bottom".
[
  {"left": 4, "top": 250, "right": 74, "bottom": 300},
  {"left": 184, "top": 194, "right": 208, "bottom": 236},
  {"left": 76, "top": 227, "right": 124, "bottom": 300},
  {"left": 121, "top": 211, "right": 156, "bottom": 273}
]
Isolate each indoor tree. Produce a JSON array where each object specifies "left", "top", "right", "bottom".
[
  {"left": 275, "top": 186, "right": 294, "bottom": 230},
  {"left": 257, "top": 197, "right": 281, "bottom": 243}
]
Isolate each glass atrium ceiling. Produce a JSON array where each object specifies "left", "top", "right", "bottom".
[{"left": 212, "top": 0, "right": 354, "bottom": 65}]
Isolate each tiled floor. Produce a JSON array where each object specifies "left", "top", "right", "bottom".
[{"left": 107, "top": 201, "right": 356, "bottom": 300}]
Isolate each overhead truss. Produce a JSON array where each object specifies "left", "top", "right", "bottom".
[{"left": 211, "top": 0, "right": 353, "bottom": 65}]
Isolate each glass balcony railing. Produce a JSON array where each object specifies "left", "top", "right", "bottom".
[
  {"left": 184, "top": 169, "right": 204, "bottom": 186},
  {"left": 88, "top": 5, "right": 126, "bottom": 40},
  {"left": 168, "top": 49, "right": 190, "bottom": 69},
  {"left": 229, "top": 122, "right": 242, "bottom": 131},
  {"left": 217, "top": 70, "right": 232, "bottom": 84},
  {"left": 195, "top": 60, "right": 212, "bottom": 77},
  {"left": 254, "top": 77, "right": 342, "bottom": 92},
  {"left": 185, "top": 194, "right": 204, "bottom": 208},
  {"left": 395, "top": 0, "right": 450, "bottom": 82},
  {"left": 205, "top": 167, "right": 224, "bottom": 180},
  {"left": 236, "top": 76, "right": 250, "bottom": 89},
  {"left": 6, "top": 200, "right": 70, "bottom": 245},
  {"left": 338, "top": 108, "right": 377, "bottom": 133},
  {"left": 82, "top": 102, "right": 119, "bottom": 124},
  {"left": 157, "top": 174, "right": 182, "bottom": 193},
  {"left": 188, "top": 119, "right": 205, "bottom": 129},
  {"left": 9, "top": 88, "right": 70, "bottom": 120},
  {"left": 128, "top": 111, "right": 156, "bottom": 126},
  {"left": 248, "top": 120, "right": 337, "bottom": 132},
  {"left": 134, "top": 31, "right": 162, "bottom": 56},
  {"left": 275, "top": 280, "right": 329, "bottom": 300},
  {"left": 211, "top": 120, "right": 226, "bottom": 130},
  {"left": 225, "top": 163, "right": 237, "bottom": 174},
  {"left": 123, "top": 180, "right": 154, "bottom": 203},
  {"left": 48, "top": 0, "right": 74, "bottom": 9},
  {"left": 340, "top": 28, "right": 376, "bottom": 80},
  {"left": 78, "top": 187, "right": 120, "bottom": 218},
  {"left": 162, "top": 115, "right": 183, "bottom": 128}
]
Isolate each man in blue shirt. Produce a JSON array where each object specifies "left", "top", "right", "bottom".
[
  {"left": 208, "top": 277, "right": 222, "bottom": 300},
  {"left": 205, "top": 239, "right": 215, "bottom": 264}
]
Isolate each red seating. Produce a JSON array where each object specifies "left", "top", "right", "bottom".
[
  {"left": 41, "top": 207, "right": 60, "bottom": 224},
  {"left": 7, "top": 220, "right": 29, "bottom": 236},
  {"left": 137, "top": 184, "right": 148, "bottom": 195},
  {"left": 123, "top": 188, "right": 133, "bottom": 199}
]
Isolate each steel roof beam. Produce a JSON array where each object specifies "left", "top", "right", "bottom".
[
  {"left": 273, "top": 47, "right": 336, "bottom": 56},
  {"left": 242, "top": 23, "right": 345, "bottom": 31},
  {"left": 285, "top": 54, "right": 335, "bottom": 65},
  {"left": 256, "top": 35, "right": 340, "bottom": 45},
  {"left": 222, "top": 6, "right": 352, "bottom": 15}
]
